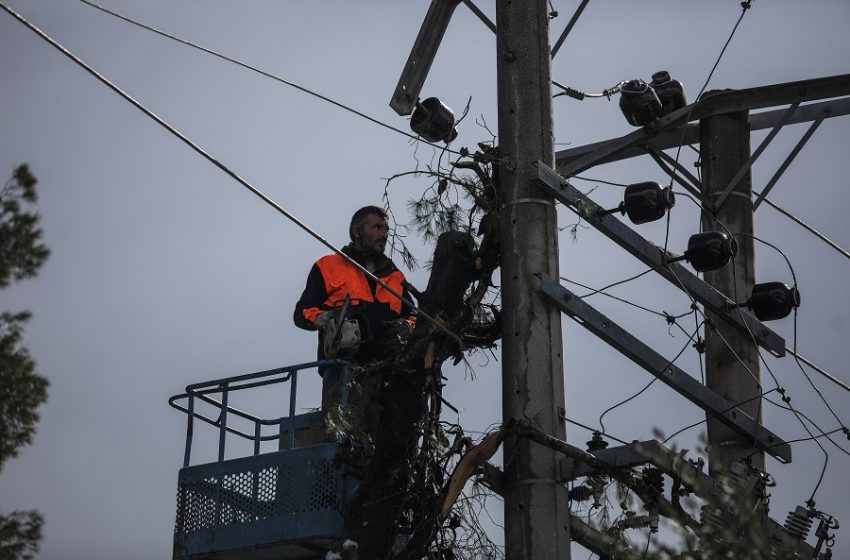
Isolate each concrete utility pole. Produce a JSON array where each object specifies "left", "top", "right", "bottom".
[
  {"left": 700, "top": 110, "right": 765, "bottom": 476},
  {"left": 496, "top": 1, "right": 571, "bottom": 558}
]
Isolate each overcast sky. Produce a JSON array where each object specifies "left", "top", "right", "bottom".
[{"left": 2, "top": 1, "right": 849, "bottom": 558}]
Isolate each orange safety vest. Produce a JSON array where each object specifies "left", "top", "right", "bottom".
[{"left": 305, "top": 253, "right": 406, "bottom": 323}]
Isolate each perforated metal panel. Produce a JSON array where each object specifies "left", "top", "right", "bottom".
[{"left": 174, "top": 444, "right": 352, "bottom": 560}]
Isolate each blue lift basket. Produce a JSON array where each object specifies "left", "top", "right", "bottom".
[{"left": 168, "top": 360, "right": 354, "bottom": 560}]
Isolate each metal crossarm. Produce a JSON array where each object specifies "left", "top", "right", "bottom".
[
  {"left": 535, "top": 161, "right": 786, "bottom": 357},
  {"left": 538, "top": 274, "right": 792, "bottom": 463},
  {"left": 555, "top": 74, "right": 850, "bottom": 177},
  {"left": 555, "top": 96, "right": 850, "bottom": 173},
  {"left": 712, "top": 103, "right": 800, "bottom": 211},
  {"left": 559, "top": 440, "right": 816, "bottom": 559},
  {"left": 754, "top": 110, "right": 829, "bottom": 211},
  {"left": 390, "top": 0, "right": 462, "bottom": 116},
  {"left": 643, "top": 144, "right": 703, "bottom": 198}
]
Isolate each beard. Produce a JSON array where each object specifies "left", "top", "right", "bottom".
[{"left": 362, "top": 239, "right": 386, "bottom": 256}]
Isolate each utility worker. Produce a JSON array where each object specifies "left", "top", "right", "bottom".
[{"left": 293, "top": 205, "right": 415, "bottom": 412}]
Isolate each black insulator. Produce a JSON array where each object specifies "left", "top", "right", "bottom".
[
  {"left": 410, "top": 97, "right": 458, "bottom": 143},
  {"left": 622, "top": 181, "right": 675, "bottom": 224},
  {"left": 671, "top": 231, "right": 738, "bottom": 272},
  {"left": 619, "top": 79, "right": 664, "bottom": 126},
  {"left": 747, "top": 282, "right": 801, "bottom": 321},
  {"left": 784, "top": 506, "right": 814, "bottom": 541},
  {"left": 650, "top": 70, "right": 687, "bottom": 115},
  {"left": 587, "top": 432, "right": 609, "bottom": 452}
]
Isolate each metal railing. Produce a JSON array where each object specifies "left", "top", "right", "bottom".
[{"left": 169, "top": 360, "right": 350, "bottom": 467}]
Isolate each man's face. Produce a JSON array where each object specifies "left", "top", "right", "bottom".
[{"left": 355, "top": 213, "right": 389, "bottom": 255}]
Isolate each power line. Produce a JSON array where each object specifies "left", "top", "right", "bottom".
[
  {"left": 597, "top": 321, "right": 701, "bottom": 434},
  {"left": 695, "top": 1, "right": 754, "bottom": 101},
  {"left": 748, "top": 336, "right": 831, "bottom": 501},
  {"left": 568, "top": 163, "right": 846, "bottom": 487},
  {"left": 561, "top": 276, "right": 685, "bottom": 320},
  {"left": 667, "top": 154, "right": 850, "bottom": 266},
  {"left": 74, "top": 0, "right": 480, "bottom": 160},
  {"left": 572, "top": 175, "right": 629, "bottom": 188},
  {"left": 764, "top": 398, "right": 829, "bottom": 501},
  {"left": 661, "top": 389, "right": 776, "bottom": 445},
  {"left": 739, "top": 232, "right": 850, "bottom": 422},
  {"left": 660, "top": 222, "right": 840, "bottom": 493},
  {"left": 754, "top": 188, "right": 850, "bottom": 263},
  {"left": 576, "top": 269, "right": 654, "bottom": 299},
  {"left": 667, "top": 1, "right": 755, "bottom": 189},
  {"left": 716, "top": 236, "right": 839, "bottom": 492},
  {"left": 565, "top": 417, "right": 629, "bottom": 446},
  {"left": 775, "top": 427, "right": 847, "bottom": 448},
  {"left": 792, "top": 311, "right": 848, "bottom": 428},
  {"left": 0, "top": 2, "right": 464, "bottom": 348},
  {"left": 786, "top": 349, "right": 850, "bottom": 394},
  {"left": 763, "top": 398, "right": 850, "bottom": 457}
]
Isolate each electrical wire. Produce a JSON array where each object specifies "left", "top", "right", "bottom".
[
  {"left": 660, "top": 262, "right": 770, "bottom": 463},
  {"left": 560, "top": 276, "right": 697, "bottom": 351},
  {"left": 666, "top": 1, "right": 755, "bottom": 191},
  {"left": 560, "top": 277, "right": 674, "bottom": 319},
  {"left": 581, "top": 170, "right": 839, "bottom": 497},
  {"left": 598, "top": 378, "right": 658, "bottom": 435},
  {"left": 0, "top": 2, "right": 464, "bottom": 348},
  {"left": 552, "top": 80, "right": 625, "bottom": 101},
  {"left": 671, "top": 169, "right": 850, "bottom": 450},
  {"left": 762, "top": 398, "right": 850, "bottom": 457},
  {"left": 695, "top": 2, "right": 754, "bottom": 102},
  {"left": 565, "top": 417, "right": 629, "bottom": 446},
  {"left": 739, "top": 232, "right": 849, "bottom": 424},
  {"left": 572, "top": 175, "right": 629, "bottom": 188},
  {"left": 774, "top": 427, "right": 846, "bottom": 447},
  {"left": 764, "top": 400, "right": 829, "bottom": 501},
  {"left": 740, "top": 321, "right": 830, "bottom": 501},
  {"left": 74, "top": 0, "right": 483, "bottom": 161},
  {"left": 660, "top": 388, "right": 776, "bottom": 445},
  {"left": 754, "top": 188, "right": 850, "bottom": 263},
  {"left": 27, "top": 0, "right": 850, "bottom": 544},
  {"left": 729, "top": 230, "right": 850, "bottom": 472},
  {"left": 786, "top": 349, "right": 850, "bottom": 395},
  {"left": 576, "top": 269, "right": 653, "bottom": 299},
  {"left": 664, "top": 155, "right": 850, "bottom": 271},
  {"left": 564, "top": 0, "right": 843, "bottom": 510},
  {"left": 598, "top": 323, "right": 700, "bottom": 434},
  {"left": 77, "top": 0, "right": 849, "bottom": 507},
  {"left": 716, "top": 239, "right": 835, "bottom": 501}
]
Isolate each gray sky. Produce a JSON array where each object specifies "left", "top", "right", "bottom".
[{"left": 2, "top": 1, "right": 849, "bottom": 558}]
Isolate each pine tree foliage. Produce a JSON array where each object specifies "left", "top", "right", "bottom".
[
  {"left": 0, "top": 165, "right": 50, "bottom": 289},
  {"left": 0, "top": 511, "right": 43, "bottom": 560},
  {"left": 0, "top": 164, "right": 49, "bottom": 560},
  {"left": 0, "top": 311, "right": 48, "bottom": 469}
]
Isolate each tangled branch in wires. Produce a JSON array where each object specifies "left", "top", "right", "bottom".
[{"left": 383, "top": 140, "right": 504, "bottom": 355}]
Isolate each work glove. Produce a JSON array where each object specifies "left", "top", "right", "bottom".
[{"left": 314, "top": 311, "right": 333, "bottom": 330}]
